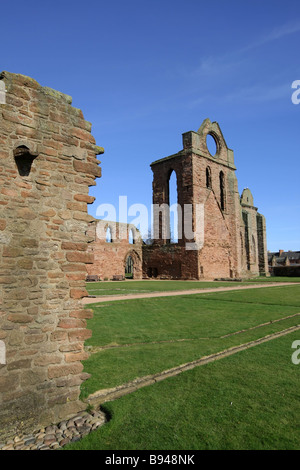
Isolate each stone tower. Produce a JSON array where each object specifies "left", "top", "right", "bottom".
[
  {"left": 0, "top": 72, "right": 103, "bottom": 440},
  {"left": 142, "top": 118, "right": 268, "bottom": 279}
]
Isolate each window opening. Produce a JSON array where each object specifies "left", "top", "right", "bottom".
[{"left": 14, "top": 146, "right": 37, "bottom": 176}]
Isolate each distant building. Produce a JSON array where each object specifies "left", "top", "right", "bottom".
[
  {"left": 86, "top": 220, "right": 143, "bottom": 280},
  {"left": 268, "top": 250, "right": 300, "bottom": 275}
]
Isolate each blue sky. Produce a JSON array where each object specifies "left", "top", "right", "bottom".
[{"left": 2, "top": 0, "right": 300, "bottom": 251}]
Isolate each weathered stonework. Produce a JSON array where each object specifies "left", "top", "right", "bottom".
[
  {"left": 143, "top": 118, "right": 269, "bottom": 279},
  {"left": 0, "top": 71, "right": 103, "bottom": 440},
  {"left": 240, "top": 188, "right": 268, "bottom": 277},
  {"left": 86, "top": 219, "right": 143, "bottom": 280}
]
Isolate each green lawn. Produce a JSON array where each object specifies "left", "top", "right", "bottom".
[
  {"left": 80, "top": 285, "right": 300, "bottom": 397},
  {"left": 86, "top": 277, "right": 300, "bottom": 297},
  {"left": 247, "top": 276, "right": 300, "bottom": 283},
  {"left": 66, "top": 330, "right": 300, "bottom": 450},
  {"left": 66, "top": 283, "right": 300, "bottom": 450}
]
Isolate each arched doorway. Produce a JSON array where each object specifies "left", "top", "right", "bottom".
[
  {"left": 124, "top": 250, "right": 142, "bottom": 280},
  {"left": 125, "top": 255, "right": 133, "bottom": 279}
]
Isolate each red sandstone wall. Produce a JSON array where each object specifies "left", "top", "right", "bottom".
[
  {"left": 197, "top": 190, "right": 232, "bottom": 279},
  {"left": 0, "top": 72, "right": 103, "bottom": 440},
  {"left": 87, "top": 220, "right": 143, "bottom": 280},
  {"left": 142, "top": 245, "right": 199, "bottom": 279},
  {"left": 192, "top": 158, "right": 240, "bottom": 278}
]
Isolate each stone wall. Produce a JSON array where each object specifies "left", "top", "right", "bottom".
[
  {"left": 240, "top": 189, "right": 269, "bottom": 277},
  {"left": 256, "top": 213, "right": 269, "bottom": 276},
  {"left": 272, "top": 266, "right": 300, "bottom": 277},
  {"left": 0, "top": 71, "right": 103, "bottom": 440},
  {"left": 142, "top": 244, "right": 199, "bottom": 279},
  {"left": 86, "top": 220, "right": 143, "bottom": 280}
]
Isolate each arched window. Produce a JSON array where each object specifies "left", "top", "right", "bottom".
[
  {"left": 129, "top": 228, "right": 135, "bottom": 244},
  {"left": 251, "top": 235, "right": 256, "bottom": 263},
  {"left": 169, "top": 170, "right": 178, "bottom": 243},
  {"left": 219, "top": 171, "right": 225, "bottom": 211},
  {"left": 240, "top": 232, "right": 245, "bottom": 266},
  {"left": 206, "top": 133, "right": 218, "bottom": 157},
  {"left": 105, "top": 226, "right": 113, "bottom": 243},
  {"left": 206, "top": 167, "right": 212, "bottom": 189}
]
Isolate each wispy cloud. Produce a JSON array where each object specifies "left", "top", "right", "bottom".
[
  {"left": 187, "top": 82, "right": 290, "bottom": 108},
  {"left": 190, "top": 55, "right": 244, "bottom": 79},
  {"left": 241, "top": 20, "right": 300, "bottom": 52},
  {"left": 184, "top": 20, "right": 300, "bottom": 108},
  {"left": 191, "top": 20, "right": 300, "bottom": 79},
  {"left": 222, "top": 83, "right": 289, "bottom": 104}
]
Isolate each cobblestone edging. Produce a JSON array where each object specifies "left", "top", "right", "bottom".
[{"left": 0, "top": 409, "right": 106, "bottom": 450}]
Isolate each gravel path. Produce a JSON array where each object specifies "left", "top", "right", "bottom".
[{"left": 82, "top": 282, "right": 299, "bottom": 304}]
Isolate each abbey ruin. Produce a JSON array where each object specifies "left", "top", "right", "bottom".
[
  {"left": 0, "top": 71, "right": 268, "bottom": 441},
  {"left": 87, "top": 119, "right": 268, "bottom": 281},
  {"left": 142, "top": 118, "right": 268, "bottom": 280}
]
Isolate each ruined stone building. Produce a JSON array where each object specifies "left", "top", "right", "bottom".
[
  {"left": 86, "top": 219, "right": 143, "bottom": 280},
  {"left": 88, "top": 119, "right": 268, "bottom": 281},
  {"left": 142, "top": 119, "right": 268, "bottom": 280},
  {"left": 0, "top": 72, "right": 103, "bottom": 440},
  {"left": 0, "top": 71, "right": 269, "bottom": 441}
]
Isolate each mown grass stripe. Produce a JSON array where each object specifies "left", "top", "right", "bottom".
[{"left": 86, "top": 324, "right": 300, "bottom": 407}]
